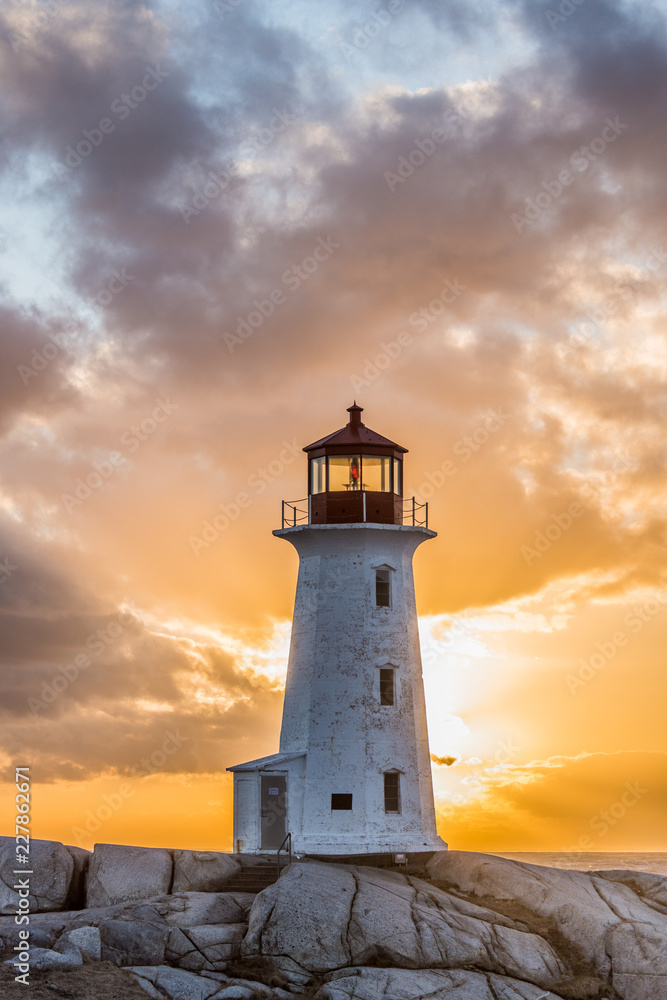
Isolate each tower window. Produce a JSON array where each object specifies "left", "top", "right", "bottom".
[
  {"left": 311, "top": 456, "right": 326, "bottom": 494},
  {"left": 375, "top": 569, "right": 390, "bottom": 607},
  {"left": 384, "top": 772, "right": 400, "bottom": 813},
  {"left": 379, "top": 668, "right": 395, "bottom": 705},
  {"left": 394, "top": 459, "right": 403, "bottom": 495},
  {"left": 331, "top": 793, "right": 353, "bottom": 810}
]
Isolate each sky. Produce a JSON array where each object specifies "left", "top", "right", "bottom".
[{"left": 1, "top": 0, "right": 666, "bottom": 854}]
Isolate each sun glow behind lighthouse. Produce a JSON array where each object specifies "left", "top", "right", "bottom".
[{"left": 1, "top": 0, "right": 667, "bottom": 854}]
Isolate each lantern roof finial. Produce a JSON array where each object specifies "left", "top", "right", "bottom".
[{"left": 303, "top": 404, "right": 407, "bottom": 454}]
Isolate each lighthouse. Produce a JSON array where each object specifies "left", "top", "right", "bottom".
[{"left": 228, "top": 404, "right": 447, "bottom": 860}]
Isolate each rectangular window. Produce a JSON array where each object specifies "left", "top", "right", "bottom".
[
  {"left": 328, "top": 455, "right": 362, "bottom": 491},
  {"left": 379, "top": 668, "right": 395, "bottom": 705},
  {"left": 311, "top": 456, "right": 326, "bottom": 494},
  {"left": 363, "top": 456, "right": 392, "bottom": 492},
  {"left": 384, "top": 772, "right": 400, "bottom": 813},
  {"left": 375, "top": 569, "right": 390, "bottom": 607},
  {"left": 394, "top": 459, "right": 403, "bottom": 495},
  {"left": 331, "top": 793, "right": 353, "bottom": 810}
]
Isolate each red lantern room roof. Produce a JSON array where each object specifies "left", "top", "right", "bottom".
[{"left": 303, "top": 404, "right": 408, "bottom": 455}]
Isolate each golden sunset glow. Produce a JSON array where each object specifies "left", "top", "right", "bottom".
[{"left": 1, "top": 0, "right": 666, "bottom": 856}]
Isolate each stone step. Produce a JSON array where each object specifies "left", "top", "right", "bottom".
[{"left": 221, "top": 868, "right": 283, "bottom": 893}]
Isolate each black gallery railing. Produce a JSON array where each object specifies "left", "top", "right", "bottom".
[{"left": 280, "top": 496, "right": 429, "bottom": 529}]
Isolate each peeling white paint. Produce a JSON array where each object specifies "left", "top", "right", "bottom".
[{"left": 228, "top": 523, "right": 447, "bottom": 856}]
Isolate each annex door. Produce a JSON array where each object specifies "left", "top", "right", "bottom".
[{"left": 260, "top": 774, "right": 287, "bottom": 850}]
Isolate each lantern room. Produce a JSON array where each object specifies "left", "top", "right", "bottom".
[{"left": 303, "top": 403, "right": 407, "bottom": 525}]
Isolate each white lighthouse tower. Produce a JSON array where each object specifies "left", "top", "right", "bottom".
[{"left": 228, "top": 404, "right": 447, "bottom": 860}]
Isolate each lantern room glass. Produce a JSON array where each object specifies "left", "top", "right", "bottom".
[
  {"left": 310, "top": 456, "right": 326, "bottom": 494},
  {"left": 363, "top": 456, "right": 392, "bottom": 492},
  {"left": 321, "top": 455, "right": 402, "bottom": 494},
  {"left": 328, "top": 455, "right": 362, "bottom": 491}
]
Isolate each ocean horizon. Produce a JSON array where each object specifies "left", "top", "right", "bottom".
[{"left": 488, "top": 852, "right": 667, "bottom": 877}]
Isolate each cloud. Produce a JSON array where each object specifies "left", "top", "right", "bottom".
[
  {"left": 0, "top": 0, "right": 666, "bottom": 850},
  {"left": 436, "top": 751, "right": 667, "bottom": 850}
]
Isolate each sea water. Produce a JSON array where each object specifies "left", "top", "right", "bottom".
[{"left": 489, "top": 852, "right": 667, "bottom": 876}]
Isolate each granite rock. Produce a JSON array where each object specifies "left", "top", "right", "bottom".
[
  {"left": 87, "top": 843, "right": 173, "bottom": 907},
  {"left": 153, "top": 891, "right": 254, "bottom": 927},
  {"left": 167, "top": 922, "right": 246, "bottom": 971},
  {"left": 56, "top": 924, "right": 102, "bottom": 960},
  {"left": 172, "top": 851, "right": 240, "bottom": 893},
  {"left": 100, "top": 914, "right": 170, "bottom": 967},
  {"left": 5, "top": 944, "right": 83, "bottom": 972},
  {"left": 0, "top": 836, "right": 74, "bottom": 914},
  {"left": 316, "top": 968, "right": 569, "bottom": 1000},
  {"left": 428, "top": 851, "right": 667, "bottom": 1000},
  {"left": 243, "top": 862, "right": 566, "bottom": 990},
  {"left": 127, "top": 964, "right": 224, "bottom": 1000}
]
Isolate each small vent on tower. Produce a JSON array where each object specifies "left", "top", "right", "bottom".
[{"left": 331, "top": 793, "right": 353, "bottom": 810}]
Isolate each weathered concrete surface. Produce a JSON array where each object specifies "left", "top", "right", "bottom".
[
  {"left": 234, "top": 523, "right": 445, "bottom": 856},
  {"left": 316, "top": 968, "right": 568, "bottom": 1000},
  {"left": 87, "top": 843, "right": 173, "bottom": 906},
  {"left": 172, "top": 850, "right": 240, "bottom": 893},
  {"left": 428, "top": 850, "right": 667, "bottom": 1000},
  {"left": 0, "top": 836, "right": 75, "bottom": 914},
  {"left": 243, "top": 862, "right": 566, "bottom": 990}
]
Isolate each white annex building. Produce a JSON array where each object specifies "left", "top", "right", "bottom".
[{"left": 228, "top": 404, "right": 447, "bottom": 860}]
